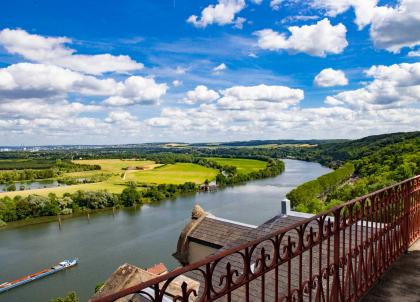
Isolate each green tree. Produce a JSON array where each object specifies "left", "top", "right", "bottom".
[
  {"left": 51, "top": 292, "right": 79, "bottom": 302},
  {"left": 120, "top": 182, "right": 141, "bottom": 207},
  {"left": 6, "top": 183, "right": 16, "bottom": 192}
]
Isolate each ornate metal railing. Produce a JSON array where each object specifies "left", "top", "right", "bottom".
[{"left": 91, "top": 175, "right": 420, "bottom": 302}]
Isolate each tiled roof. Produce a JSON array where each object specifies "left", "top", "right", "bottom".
[
  {"left": 146, "top": 263, "right": 167, "bottom": 275},
  {"left": 188, "top": 217, "right": 255, "bottom": 248}
]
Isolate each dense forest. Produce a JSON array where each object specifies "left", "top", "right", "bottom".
[{"left": 287, "top": 132, "right": 419, "bottom": 212}]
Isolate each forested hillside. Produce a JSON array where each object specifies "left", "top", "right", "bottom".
[{"left": 287, "top": 132, "right": 419, "bottom": 212}]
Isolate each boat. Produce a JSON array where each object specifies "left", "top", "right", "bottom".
[{"left": 0, "top": 259, "right": 78, "bottom": 293}]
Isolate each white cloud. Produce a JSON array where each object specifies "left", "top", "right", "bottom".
[
  {"left": 172, "top": 80, "right": 183, "bottom": 87},
  {"left": 0, "top": 99, "right": 100, "bottom": 119},
  {"left": 213, "top": 63, "right": 227, "bottom": 74},
  {"left": 325, "top": 62, "right": 420, "bottom": 110},
  {"left": 105, "top": 110, "right": 138, "bottom": 124},
  {"left": 182, "top": 85, "right": 220, "bottom": 104},
  {"left": 218, "top": 84, "right": 304, "bottom": 110},
  {"left": 187, "top": 0, "right": 246, "bottom": 28},
  {"left": 0, "top": 63, "right": 168, "bottom": 105},
  {"left": 142, "top": 71, "right": 418, "bottom": 141},
  {"left": 270, "top": 0, "right": 282, "bottom": 11},
  {"left": 370, "top": 0, "right": 420, "bottom": 53},
  {"left": 312, "top": 0, "right": 420, "bottom": 53},
  {"left": 254, "top": 18, "right": 348, "bottom": 57},
  {"left": 233, "top": 17, "right": 246, "bottom": 29},
  {"left": 175, "top": 66, "right": 188, "bottom": 74},
  {"left": 314, "top": 68, "right": 348, "bottom": 87},
  {"left": 408, "top": 49, "right": 420, "bottom": 57},
  {"left": 281, "top": 15, "right": 320, "bottom": 24},
  {"left": 0, "top": 28, "right": 143, "bottom": 75},
  {"left": 312, "top": 0, "right": 378, "bottom": 29}
]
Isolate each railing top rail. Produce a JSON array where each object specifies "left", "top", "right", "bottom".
[{"left": 90, "top": 174, "right": 420, "bottom": 302}]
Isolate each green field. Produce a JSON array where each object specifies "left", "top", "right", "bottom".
[
  {"left": 126, "top": 163, "right": 218, "bottom": 184},
  {"left": 206, "top": 157, "right": 267, "bottom": 174},
  {"left": 0, "top": 159, "right": 156, "bottom": 198},
  {"left": 0, "top": 160, "right": 219, "bottom": 197},
  {"left": 72, "top": 159, "right": 158, "bottom": 172}
]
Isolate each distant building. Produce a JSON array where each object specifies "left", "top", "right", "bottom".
[{"left": 199, "top": 181, "right": 217, "bottom": 192}]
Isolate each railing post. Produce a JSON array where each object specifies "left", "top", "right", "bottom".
[
  {"left": 404, "top": 181, "right": 411, "bottom": 253},
  {"left": 330, "top": 208, "right": 341, "bottom": 302}
]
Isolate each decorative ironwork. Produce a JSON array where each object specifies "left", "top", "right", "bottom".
[{"left": 91, "top": 175, "right": 420, "bottom": 302}]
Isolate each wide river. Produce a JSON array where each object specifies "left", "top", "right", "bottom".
[{"left": 0, "top": 159, "right": 331, "bottom": 302}]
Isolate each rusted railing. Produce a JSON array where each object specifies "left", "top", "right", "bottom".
[{"left": 91, "top": 175, "right": 420, "bottom": 302}]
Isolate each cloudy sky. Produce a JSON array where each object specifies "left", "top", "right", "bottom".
[{"left": 0, "top": 0, "right": 419, "bottom": 145}]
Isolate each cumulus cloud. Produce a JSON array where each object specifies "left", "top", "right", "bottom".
[
  {"left": 0, "top": 28, "right": 143, "bottom": 75},
  {"left": 254, "top": 18, "right": 348, "bottom": 57},
  {"left": 312, "top": 0, "right": 420, "bottom": 53},
  {"left": 105, "top": 110, "right": 141, "bottom": 130},
  {"left": 370, "top": 0, "right": 420, "bottom": 53},
  {"left": 187, "top": 0, "right": 246, "bottom": 28},
  {"left": 311, "top": 0, "right": 378, "bottom": 29},
  {"left": 217, "top": 84, "right": 304, "bottom": 110},
  {"left": 314, "top": 68, "right": 348, "bottom": 87},
  {"left": 142, "top": 71, "right": 418, "bottom": 141},
  {"left": 0, "top": 99, "right": 100, "bottom": 120},
  {"left": 0, "top": 63, "right": 168, "bottom": 105},
  {"left": 182, "top": 85, "right": 220, "bottom": 104},
  {"left": 325, "top": 62, "right": 420, "bottom": 109}
]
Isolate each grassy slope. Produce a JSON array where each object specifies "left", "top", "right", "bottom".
[
  {"left": 206, "top": 157, "right": 267, "bottom": 174},
  {"left": 126, "top": 163, "right": 218, "bottom": 184}
]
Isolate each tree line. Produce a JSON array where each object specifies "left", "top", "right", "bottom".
[
  {"left": 286, "top": 163, "right": 355, "bottom": 213},
  {"left": 0, "top": 160, "right": 100, "bottom": 184},
  {"left": 0, "top": 181, "right": 198, "bottom": 225}
]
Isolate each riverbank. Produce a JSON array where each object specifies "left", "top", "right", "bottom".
[
  {"left": 0, "top": 158, "right": 281, "bottom": 227},
  {"left": 0, "top": 159, "right": 331, "bottom": 302}
]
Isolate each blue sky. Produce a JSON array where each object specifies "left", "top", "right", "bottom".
[{"left": 0, "top": 0, "right": 419, "bottom": 145}]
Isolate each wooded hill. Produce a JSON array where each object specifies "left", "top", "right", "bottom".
[{"left": 286, "top": 132, "right": 420, "bottom": 213}]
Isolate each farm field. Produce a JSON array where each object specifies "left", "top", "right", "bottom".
[
  {"left": 0, "top": 159, "right": 156, "bottom": 198},
  {"left": 206, "top": 157, "right": 267, "bottom": 174},
  {"left": 0, "top": 160, "right": 219, "bottom": 197},
  {"left": 0, "top": 177, "right": 130, "bottom": 198},
  {"left": 125, "top": 163, "right": 218, "bottom": 184},
  {"left": 72, "top": 159, "right": 158, "bottom": 172}
]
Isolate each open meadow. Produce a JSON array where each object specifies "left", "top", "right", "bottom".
[
  {"left": 0, "top": 159, "right": 220, "bottom": 197},
  {"left": 125, "top": 163, "right": 218, "bottom": 184},
  {"left": 206, "top": 157, "right": 267, "bottom": 174}
]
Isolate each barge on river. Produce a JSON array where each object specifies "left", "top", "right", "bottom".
[{"left": 0, "top": 259, "right": 78, "bottom": 293}]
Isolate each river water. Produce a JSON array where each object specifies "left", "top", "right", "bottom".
[
  {"left": 0, "top": 180, "right": 63, "bottom": 193},
  {"left": 0, "top": 159, "right": 331, "bottom": 302}
]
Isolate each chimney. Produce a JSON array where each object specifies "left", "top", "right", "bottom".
[{"left": 281, "top": 198, "right": 290, "bottom": 216}]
